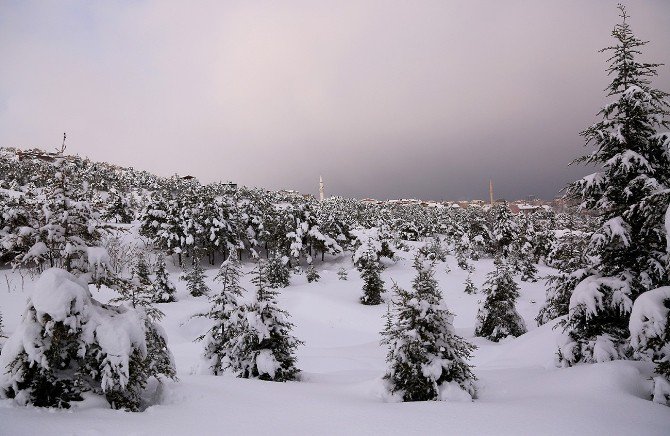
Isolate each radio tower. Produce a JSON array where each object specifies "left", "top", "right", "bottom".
[{"left": 319, "top": 176, "right": 325, "bottom": 202}]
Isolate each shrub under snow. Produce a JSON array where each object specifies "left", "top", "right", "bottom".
[
  {"left": 629, "top": 286, "right": 670, "bottom": 405},
  {"left": 0, "top": 268, "right": 175, "bottom": 411}
]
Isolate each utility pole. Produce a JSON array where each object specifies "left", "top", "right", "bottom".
[{"left": 319, "top": 176, "right": 325, "bottom": 202}]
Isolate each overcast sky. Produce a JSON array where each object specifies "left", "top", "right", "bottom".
[{"left": 1, "top": 1, "right": 669, "bottom": 200}]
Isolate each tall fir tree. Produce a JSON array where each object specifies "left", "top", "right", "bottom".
[
  {"left": 306, "top": 264, "right": 320, "bottom": 283},
  {"left": 475, "top": 257, "right": 527, "bottom": 342},
  {"left": 382, "top": 257, "right": 476, "bottom": 401},
  {"left": 152, "top": 254, "right": 176, "bottom": 303},
  {"left": 198, "top": 254, "right": 245, "bottom": 375},
  {"left": 559, "top": 5, "right": 670, "bottom": 366},
  {"left": 359, "top": 241, "right": 385, "bottom": 305},
  {"left": 181, "top": 260, "right": 210, "bottom": 297},
  {"left": 226, "top": 260, "right": 303, "bottom": 381},
  {"left": 266, "top": 252, "right": 290, "bottom": 288}
]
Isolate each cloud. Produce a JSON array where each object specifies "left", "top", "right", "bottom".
[{"left": 1, "top": 0, "right": 669, "bottom": 200}]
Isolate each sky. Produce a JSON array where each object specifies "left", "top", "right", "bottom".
[{"left": 1, "top": 1, "right": 669, "bottom": 201}]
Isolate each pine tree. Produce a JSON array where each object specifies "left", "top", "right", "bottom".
[
  {"left": 536, "top": 229, "right": 591, "bottom": 326},
  {"left": 475, "top": 257, "right": 527, "bottom": 342},
  {"left": 337, "top": 266, "right": 348, "bottom": 280},
  {"left": 559, "top": 5, "right": 670, "bottom": 366},
  {"left": 198, "top": 255, "right": 245, "bottom": 375},
  {"left": 152, "top": 254, "right": 176, "bottom": 303},
  {"left": 266, "top": 252, "right": 290, "bottom": 288},
  {"left": 359, "top": 242, "right": 385, "bottom": 305},
  {"left": 133, "top": 255, "right": 152, "bottom": 289},
  {"left": 491, "top": 203, "right": 519, "bottom": 260},
  {"left": 629, "top": 286, "right": 670, "bottom": 405},
  {"left": 0, "top": 269, "right": 175, "bottom": 411},
  {"left": 382, "top": 257, "right": 476, "bottom": 401},
  {"left": 306, "top": 264, "right": 320, "bottom": 283},
  {"left": 226, "top": 260, "right": 303, "bottom": 381},
  {"left": 181, "top": 260, "right": 210, "bottom": 297}
]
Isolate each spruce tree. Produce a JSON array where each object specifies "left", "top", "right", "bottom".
[
  {"left": 306, "top": 264, "right": 320, "bottom": 283},
  {"left": 337, "top": 266, "right": 348, "bottom": 280},
  {"left": 226, "top": 260, "right": 303, "bottom": 381},
  {"left": 181, "top": 260, "right": 210, "bottom": 297},
  {"left": 359, "top": 242, "right": 385, "bottom": 305},
  {"left": 382, "top": 257, "right": 476, "bottom": 401},
  {"left": 475, "top": 257, "right": 527, "bottom": 342},
  {"left": 152, "top": 254, "right": 176, "bottom": 303},
  {"left": 559, "top": 5, "right": 670, "bottom": 366},
  {"left": 536, "top": 229, "right": 591, "bottom": 326},
  {"left": 198, "top": 255, "right": 245, "bottom": 375},
  {"left": 266, "top": 252, "right": 290, "bottom": 288},
  {"left": 490, "top": 203, "right": 519, "bottom": 260},
  {"left": 1, "top": 269, "right": 175, "bottom": 411}
]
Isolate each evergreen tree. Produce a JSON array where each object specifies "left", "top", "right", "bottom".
[
  {"left": 475, "top": 257, "right": 527, "bottom": 342},
  {"left": 266, "top": 252, "right": 290, "bottom": 288},
  {"left": 152, "top": 254, "right": 176, "bottom": 303},
  {"left": 337, "top": 266, "right": 348, "bottom": 280},
  {"left": 198, "top": 255, "right": 245, "bottom": 375},
  {"left": 306, "top": 264, "right": 320, "bottom": 283},
  {"left": 629, "top": 286, "right": 670, "bottom": 405},
  {"left": 536, "top": 229, "right": 591, "bottom": 326},
  {"left": 102, "top": 188, "right": 134, "bottom": 224},
  {"left": 382, "top": 257, "right": 476, "bottom": 401},
  {"left": 0, "top": 269, "right": 175, "bottom": 411},
  {"left": 181, "top": 260, "right": 210, "bottom": 297},
  {"left": 359, "top": 241, "right": 385, "bottom": 305},
  {"left": 133, "top": 255, "right": 152, "bottom": 289},
  {"left": 490, "top": 203, "right": 519, "bottom": 260},
  {"left": 559, "top": 6, "right": 670, "bottom": 366},
  {"left": 226, "top": 260, "right": 303, "bottom": 381}
]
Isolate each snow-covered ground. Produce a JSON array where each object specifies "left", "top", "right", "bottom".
[{"left": 1, "top": 246, "right": 669, "bottom": 435}]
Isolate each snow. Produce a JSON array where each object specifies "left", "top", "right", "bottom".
[
  {"left": 255, "top": 349, "right": 279, "bottom": 379},
  {"left": 569, "top": 275, "right": 631, "bottom": 318},
  {"left": 630, "top": 286, "right": 670, "bottom": 350},
  {"left": 1, "top": 248, "right": 669, "bottom": 434}
]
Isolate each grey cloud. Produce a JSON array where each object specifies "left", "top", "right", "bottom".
[{"left": 1, "top": 0, "right": 669, "bottom": 200}]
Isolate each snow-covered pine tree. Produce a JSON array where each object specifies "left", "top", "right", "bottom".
[
  {"left": 306, "top": 264, "right": 320, "bottom": 283},
  {"left": 359, "top": 241, "right": 385, "bottom": 305},
  {"left": 475, "top": 257, "right": 527, "bottom": 342},
  {"left": 536, "top": 228, "right": 591, "bottom": 326},
  {"left": 337, "top": 266, "right": 348, "bottom": 280},
  {"left": 0, "top": 269, "right": 175, "bottom": 411},
  {"left": 266, "top": 252, "right": 290, "bottom": 288},
  {"left": 227, "top": 260, "right": 303, "bottom": 381},
  {"left": 152, "top": 254, "right": 176, "bottom": 303},
  {"left": 382, "top": 257, "right": 476, "bottom": 401},
  {"left": 490, "top": 203, "right": 519, "bottom": 261},
  {"left": 199, "top": 254, "right": 245, "bottom": 375},
  {"left": 181, "top": 260, "right": 210, "bottom": 297},
  {"left": 102, "top": 188, "right": 134, "bottom": 224},
  {"left": 629, "top": 286, "right": 670, "bottom": 405},
  {"left": 133, "top": 254, "right": 152, "bottom": 290},
  {"left": 559, "top": 6, "right": 670, "bottom": 367}
]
